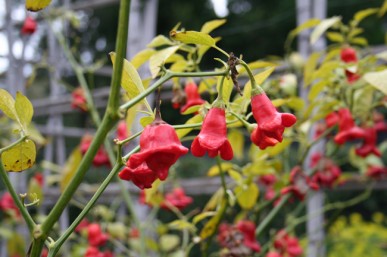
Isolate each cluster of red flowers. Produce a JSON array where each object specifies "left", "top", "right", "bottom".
[
  {"left": 76, "top": 221, "right": 113, "bottom": 257},
  {"left": 80, "top": 135, "right": 111, "bottom": 167},
  {"left": 217, "top": 220, "right": 261, "bottom": 256},
  {"left": 71, "top": 87, "right": 88, "bottom": 112},
  {"left": 139, "top": 187, "right": 193, "bottom": 210},
  {"left": 265, "top": 230, "right": 302, "bottom": 257},
  {"left": 310, "top": 153, "right": 341, "bottom": 188},
  {"left": 281, "top": 166, "right": 319, "bottom": 201},
  {"left": 340, "top": 46, "right": 361, "bottom": 83}
]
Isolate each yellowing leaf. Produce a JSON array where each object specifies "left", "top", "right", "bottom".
[
  {"left": 243, "top": 66, "right": 276, "bottom": 99},
  {"left": 363, "top": 69, "right": 387, "bottom": 95},
  {"left": 149, "top": 46, "right": 180, "bottom": 78},
  {"left": 265, "top": 138, "right": 292, "bottom": 156},
  {"left": 15, "top": 91, "right": 33, "bottom": 132},
  {"left": 235, "top": 183, "right": 259, "bottom": 210},
  {"left": 193, "top": 212, "right": 216, "bottom": 224},
  {"left": 140, "top": 115, "right": 154, "bottom": 127},
  {"left": 207, "top": 162, "right": 233, "bottom": 176},
  {"left": 176, "top": 114, "right": 202, "bottom": 139},
  {"left": 228, "top": 130, "right": 244, "bottom": 160},
  {"left": 308, "top": 80, "right": 327, "bottom": 101},
  {"left": 170, "top": 30, "right": 215, "bottom": 46},
  {"left": 159, "top": 234, "right": 180, "bottom": 252},
  {"left": 304, "top": 52, "right": 321, "bottom": 87},
  {"left": 310, "top": 16, "right": 341, "bottom": 45},
  {"left": 216, "top": 76, "right": 233, "bottom": 102},
  {"left": 131, "top": 49, "right": 156, "bottom": 69},
  {"left": 200, "top": 200, "right": 226, "bottom": 239},
  {"left": 168, "top": 220, "right": 196, "bottom": 232},
  {"left": 7, "top": 232, "right": 25, "bottom": 256},
  {"left": 27, "top": 177, "right": 43, "bottom": 205},
  {"left": 353, "top": 8, "right": 378, "bottom": 23},
  {"left": 379, "top": 0, "right": 387, "bottom": 17},
  {"left": 326, "top": 32, "right": 344, "bottom": 43},
  {"left": 285, "top": 18, "right": 320, "bottom": 49},
  {"left": 60, "top": 147, "right": 82, "bottom": 191},
  {"left": 350, "top": 37, "right": 368, "bottom": 46},
  {"left": 2, "top": 139, "right": 36, "bottom": 172},
  {"left": 147, "top": 35, "right": 174, "bottom": 48},
  {"left": 0, "top": 89, "right": 17, "bottom": 120},
  {"left": 25, "top": 0, "right": 51, "bottom": 11},
  {"left": 200, "top": 19, "right": 226, "bottom": 34}
]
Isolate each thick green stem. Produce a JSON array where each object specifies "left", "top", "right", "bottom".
[{"left": 0, "top": 161, "right": 35, "bottom": 232}]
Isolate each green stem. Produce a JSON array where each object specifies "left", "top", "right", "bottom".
[
  {"left": 0, "top": 161, "right": 35, "bottom": 232},
  {"left": 238, "top": 59, "right": 264, "bottom": 94},
  {"left": 0, "top": 135, "right": 27, "bottom": 154},
  {"left": 255, "top": 194, "right": 291, "bottom": 237},
  {"left": 229, "top": 110, "right": 253, "bottom": 129}
]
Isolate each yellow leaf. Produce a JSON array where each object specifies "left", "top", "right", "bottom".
[
  {"left": 200, "top": 200, "right": 226, "bottom": 239},
  {"left": 149, "top": 46, "right": 180, "bottom": 78},
  {"left": 353, "top": 8, "right": 378, "bottom": 23},
  {"left": 243, "top": 66, "right": 276, "bottom": 99},
  {"left": 207, "top": 162, "right": 233, "bottom": 176},
  {"left": 308, "top": 80, "right": 327, "bottom": 101},
  {"left": 7, "top": 232, "right": 25, "bottom": 256},
  {"left": 168, "top": 220, "right": 196, "bottom": 232},
  {"left": 147, "top": 35, "right": 174, "bottom": 48},
  {"left": 27, "top": 177, "right": 43, "bottom": 205},
  {"left": 200, "top": 19, "right": 226, "bottom": 34},
  {"left": 227, "top": 130, "right": 244, "bottom": 160},
  {"left": 2, "top": 139, "right": 36, "bottom": 172},
  {"left": 363, "top": 69, "right": 387, "bottom": 95},
  {"left": 131, "top": 49, "right": 156, "bottom": 69},
  {"left": 140, "top": 115, "right": 154, "bottom": 127},
  {"left": 159, "top": 234, "right": 180, "bottom": 252},
  {"left": 265, "top": 138, "right": 292, "bottom": 156},
  {"left": 60, "top": 147, "right": 82, "bottom": 191},
  {"left": 326, "top": 32, "right": 344, "bottom": 43},
  {"left": 170, "top": 30, "right": 215, "bottom": 46},
  {"left": 350, "top": 37, "right": 368, "bottom": 46},
  {"left": 235, "top": 183, "right": 259, "bottom": 210},
  {"left": 0, "top": 89, "right": 17, "bottom": 121},
  {"left": 379, "top": 0, "right": 387, "bottom": 17},
  {"left": 304, "top": 52, "right": 321, "bottom": 87},
  {"left": 25, "top": 0, "right": 52, "bottom": 11},
  {"left": 310, "top": 16, "right": 341, "bottom": 45},
  {"left": 216, "top": 75, "right": 233, "bottom": 102},
  {"left": 144, "top": 180, "right": 164, "bottom": 206},
  {"left": 15, "top": 91, "right": 33, "bottom": 133},
  {"left": 176, "top": 114, "right": 202, "bottom": 139},
  {"left": 238, "top": 61, "right": 278, "bottom": 74},
  {"left": 193, "top": 211, "right": 216, "bottom": 224},
  {"left": 285, "top": 18, "right": 320, "bottom": 49}
]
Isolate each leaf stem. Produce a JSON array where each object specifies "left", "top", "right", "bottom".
[{"left": 0, "top": 135, "right": 27, "bottom": 154}]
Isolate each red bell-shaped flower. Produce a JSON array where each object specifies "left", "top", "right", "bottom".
[
  {"left": 180, "top": 81, "right": 205, "bottom": 113},
  {"left": 281, "top": 166, "right": 319, "bottom": 201},
  {"left": 340, "top": 46, "right": 358, "bottom": 63},
  {"left": 161, "top": 187, "right": 193, "bottom": 210},
  {"left": 236, "top": 220, "right": 261, "bottom": 253},
  {"left": 250, "top": 93, "right": 297, "bottom": 149},
  {"left": 355, "top": 127, "right": 381, "bottom": 157},
  {"left": 119, "top": 162, "right": 157, "bottom": 189},
  {"left": 71, "top": 87, "right": 88, "bottom": 112},
  {"left": 310, "top": 153, "right": 341, "bottom": 188},
  {"left": 21, "top": 16, "right": 37, "bottom": 35},
  {"left": 334, "top": 108, "right": 366, "bottom": 144},
  {"left": 129, "top": 121, "right": 188, "bottom": 180},
  {"left": 273, "top": 230, "right": 303, "bottom": 257},
  {"left": 191, "top": 107, "right": 233, "bottom": 160},
  {"left": 116, "top": 120, "right": 129, "bottom": 141},
  {"left": 87, "top": 223, "right": 108, "bottom": 247}
]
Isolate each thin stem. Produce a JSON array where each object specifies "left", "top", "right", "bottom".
[
  {"left": 0, "top": 136, "right": 27, "bottom": 154},
  {"left": 229, "top": 110, "right": 253, "bottom": 129},
  {"left": 255, "top": 194, "right": 291, "bottom": 237},
  {"left": 0, "top": 161, "right": 35, "bottom": 232}
]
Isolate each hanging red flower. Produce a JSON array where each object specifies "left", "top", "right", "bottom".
[
  {"left": 129, "top": 121, "right": 188, "bottom": 181},
  {"left": 191, "top": 107, "right": 233, "bottom": 160},
  {"left": 333, "top": 108, "right": 366, "bottom": 144},
  {"left": 340, "top": 46, "right": 361, "bottom": 83},
  {"left": 366, "top": 166, "right": 387, "bottom": 180},
  {"left": 119, "top": 162, "right": 158, "bottom": 190},
  {"left": 0, "top": 192, "right": 20, "bottom": 217},
  {"left": 273, "top": 230, "right": 303, "bottom": 257},
  {"left": 355, "top": 127, "right": 381, "bottom": 157},
  {"left": 161, "top": 187, "right": 193, "bottom": 210},
  {"left": 266, "top": 251, "right": 282, "bottom": 257},
  {"left": 80, "top": 135, "right": 111, "bottom": 167},
  {"left": 180, "top": 81, "right": 205, "bottom": 113},
  {"left": 310, "top": 153, "right": 341, "bottom": 188},
  {"left": 236, "top": 220, "right": 261, "bottom": 253},
  {"left": 281, "top": 166, "right": 319, "bottom": 201},
  {"left": 250, "top": 93, "right": 297, "bottom": 149},
  {"left": 21, "top": 16, "right": 37, "bottom": 35},
  {"left": 87, "top": 223, "right": 108, "bottom": 247},
  {"left": 71, "top": 87, "right": 88, "bottom": 112},
  {"left": 116, "top": 120, "right": 129, "bottom": 141}
]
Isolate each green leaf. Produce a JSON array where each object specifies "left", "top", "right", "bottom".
[
  {"left": 310, "top": 16, "right": 341, "bottom": 45},
  {"left": 326, "top": 32, "right": 344, "bottom": 43},
  {"left": 0, "top": 89, "right": 17, "bottom": 120},
  {"left": 168, "top": 220, "right": 196, "bottom": 232},
  {"left": 170, "top": 30, "right": 215, "bottom": 46},
  {"left": 200, "top": 200, "right": 226, "bottom": 239},
  {"left": 200, "top": 19, "right": 227, "bottom": 34},
  {"left": 363, "top": 69, "right": 387, "bottom": 95},
  {"left": 303, "top": 52, "right": 321, "bottom": 87},
  {"left": 312, "top": 61, "right": 341, "bottom": 80},
  {"left": 235, "top": 183, "right": 259, "bottom": 210},
  {"left": 353, "top": 8, "right": 378, "bottom": 23},
  {"left": 25, "top": 0, "right": 51, "bottom": 11},
  {"left": 168, "top": 250, "right": 186, "bottom": 257},
  {"left": 217, "top": 76, "right": 233, "bottom": 102},
  {"left": 308, "top": 80, "right": 327, "bottom": 101},
  {"left": 176, "top": 114, "right": 202, "bottom": 139},
  {"left": 379, "top": 0, "right": 387, "bottom": 17},
  {"left": 15, "top": 91, "right": 33, "bottom": 132},
  {"left": 140, "top": 115, "right": 154, "bottom": 127},
  {"left": 131, "top": 49, "right": 156, "bottom": 69},
  {"left": 7, "top": 232, "right": 25, "bottom": 256},
  {"left": 207, "top": 162, "right": 233, "bottom": 176},
  {"left": 350, "top": 37, "right": 368, "bottom": 46},
  {"left": 285, "top": 18, "right": 320, "bottom": 49},
  {"left": 193, "top": 211, "right": 216, "bottom": 224},
  {"left": 147, "top": 35, "right": 174, "bottom": 48},
  {"left": 60, "top": 147, "right": 82, "bottom": 191},
  {"left": 265, "top": 138, "right": 292, "bottom": 156},
  {"left": 160, "top": 234, "right": 180, "bottom": 252},
  {"left": 353, "top": 86, "right": 375, "bottom": 121},
  {"left": 27, "top": 176, "right": 43, "bottom": 205},
  {"left": 227, "top": 129, "right": 244, "bottom": 160},
  {"left": 149, "top": 46, "right": 180, "bottom": 78},
  {"left": 2, "top": 139, "right": 36, "bottom": 172},
  {"left": 243, "top": 66, "right": 276, "bottom": 99}
]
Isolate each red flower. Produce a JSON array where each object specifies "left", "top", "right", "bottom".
[
  {"left": 80, "top": 135, "right": 111, "bottom": 167},
  {"left": 84, "top": 247, "right": 113, "bottom": 257},
  {"left": 180, "top": 81, "right": 205, "bottom": 113},
  {"left": 21, "top": 16, "right": 37, "bottom": 35},
  {"left": 33, "top": 173, "right": 44, "bottom": 187},
  {"left": 273, "top": 230, "right": 303, "bottom": 257},
  {"left": 264, "top": 186, "right": 276, "bottom": 201},
  {"left": 71, "top": 87, "right": 88, "bottom": 112},
  {"left": 161, "top": 187, "right": 193, "bottom": 210},
  {"left": 333, "top": 108, "right": 366, "bottom": 144},
  {"left": 259, "top": 174, "right": 277, "bottom": 186},
  {"left": 325, "top": 112, "right": 339, "bottom": 128},
  {"left": 310, "top": 153, "right": 341, "bottom": 188},
  {"left": 355, "top": 127, "right": 381, "bottom": 157},
  {"left": 281, "top": 166, "right": 319, "bottom": 201},
  {"left": 116, "top": 120, "right": 129, "bottom": 141},
  {"left": 250, "top": 93, "right": 297, "bottom": 149},
  {"left": 340, "top": 46, "right": 357, "bottom": 63},
  {"left": 128, "top": 121, "right": 188, "bottom": 181},
  {"left": 266, "top": 251, "right": 282, "bottom": 257},
  {"left": 191, "top": 107, "right": 233, "bottom": 160},
  {"left": 345, "top": 70, "right": 361, "bottom": 83},
  {"left": 0, "top": 192, "right": 20, "bottom": 217},
  {"left": 366, "top": 166, "right": 387, "bottom": 180},
  {"left": 218, "top": 220, "right": 261, "bottom": 255},
  {"left": 75, "top": 219, "right": 90, "bottom": 233},
  {"left": 119, "top": 162, "right": 157, "bottom": 189},
  {"left": 87, "top": 223, "right": 108, "bottom": 247}
]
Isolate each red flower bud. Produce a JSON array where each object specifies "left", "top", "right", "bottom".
[
  {"left": 340, "top": 46, "right": 358, "bottom": 63},
  {"left": 116, "top": 120, "right": 129, "bottom": 141},
  {"left": 129, "top": 122, "right": 188, "bottom": 181},
  {"left": 191, "top": 107, "right": 233, "bottom": 160},
  {"left": 87, "top": 223, "right": 108, "bottom": 247},
  {"left": 250, "top": 93, "right": 296, "bottom": 149},
  {"left": 333, "top": 108, "right": 366, "bottom": 144},
  {"left": 21, "top": 16, "right": 37, "bottom": 35},
  {"left": 355, "top": 127, "right": 381, "bottom": 157},
  {"left": 180, "top": 82, "right": 205, "bottom": 113},
  {"left": 119, "top": 162, "right": 157, "bottom": 189},
  {"left": 0, "top": 192, "right": 20, "bottom": 217},
  {"left": 71, "top": 87, "right": 88, "bottom": 112},
  {"left": 259, "top": 174, "right": 277, "bottom": 186},
  {"left": 75, "top": 219, "right": 90, "bottom": 233}
]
